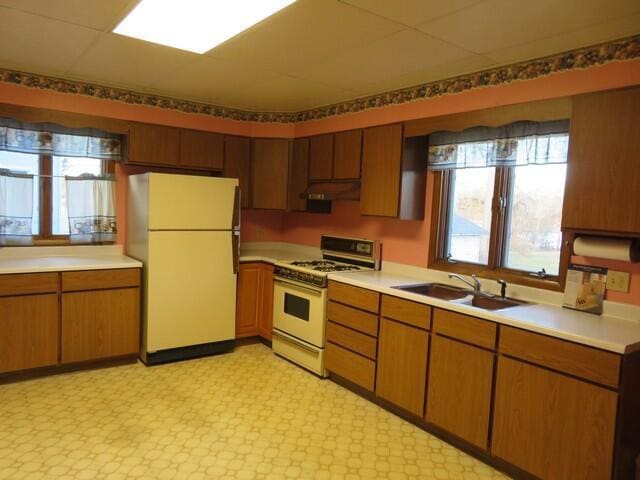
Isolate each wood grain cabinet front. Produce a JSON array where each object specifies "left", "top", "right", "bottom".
[
  {"left": 309, "top": 134, "right": 334, "bottom": 181},
  {"left": 0, "top": 293, "right": 59, "bottom": 373},
  {"left": 179, "top": 129, "right": 224, "bottom": 171},
  {"left": 127, "top": 123, "right": 180, "bottom": 167},
  {"left": 492, "top": 356, "right": 618, "bottom": 480},
  {"left": 224, "top": 136, "right": 252, "bottom": 209},
  {"left": 61, "top": 288, "right": 140, "bottom": 363},
  {"left": 425, "top": 335, "right": 494, "bottom": 449},
  {"left": 252, "top": 138, "right": 290, "bottom": 210},
  {"left": 375, "top": 317, "right": 429, "bottom": 416},
  {"left": 236, "top": 262, "right": 274, "bottom": 341}
]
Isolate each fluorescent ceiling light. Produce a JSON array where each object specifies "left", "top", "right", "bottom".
[{"left": 114, "top": 0, "right": 296, "bottom": 54}]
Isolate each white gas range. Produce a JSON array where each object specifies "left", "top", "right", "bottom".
[{"left": 272, "top": 235, "right": 381, "bottom": 377}]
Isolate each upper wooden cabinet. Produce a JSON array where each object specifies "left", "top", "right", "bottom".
[
  {"left": 333, "top": 130, "right": 362, "bottom": 180},
  {"left": 252, "top": 138, "right": 290, "bottom": 210},
  {"left": 224, "top": 136, "right": 252, "bottom": 209},
  {"left": 289, "top": 138, "right": 309, "bottom": 212},
  {"left": 360, "top": 124, "right": 427, "bottom": 219},
  {"left": 309, "top": 134, "right": 334, "bottom": 181},
  {"left": 128, "top": 123, "right": 180, "bottom": 167},
  {"left": 562, "top": 87, "right": 640, "bottom": 234},
  {"left": 179, "top": 129, "right": 224, "bottom": 171}
]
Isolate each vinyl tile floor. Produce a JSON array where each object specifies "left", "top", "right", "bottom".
[{"left": 0, "top": 343, "right": 508, "bottom": 479}]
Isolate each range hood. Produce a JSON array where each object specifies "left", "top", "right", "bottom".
[
  {"left": 301, "top": 181, "right": 360, "bottom": 201},
  {"left": 300, "top": 181, "right": 360, "bottom": 214}
]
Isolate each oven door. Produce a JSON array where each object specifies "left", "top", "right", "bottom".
[{"left": 273, "top": 277, "right": 327, "bottom": 348}]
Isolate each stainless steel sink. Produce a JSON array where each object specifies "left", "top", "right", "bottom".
[
  {"left": 391, "top": 283, "right": 471, "bottom": 300},
  {"left": 454, "top": 294, "right": 528, "bottom": 311},
  {"left": 391, "top": 282, "right": 528, "bottom": 310}
]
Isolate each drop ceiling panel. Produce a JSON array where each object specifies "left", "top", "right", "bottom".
[
  {"left": 147, "top": 56, "right": 281, "bottom": 105},
  {"left": 0, "top": 0, "right": 133, "bottom": 31},
  {"left": 0, "top": 7, "right": 100, "bottom": 75},
  {"left": 292, "top": 29, "right": 474, "bottom": 90},
  {"left": 487, "top": 12, "right": 640, "bottom": 64},
  {"left": 419, "top": 0, "right": 640, "bottom": 54},
  {"left": 208, "top": 0, "right": 405, "bottom": 74},
  {"left": 217, "top": 75, "right": 356, "bottom": 112},
  {"left": 66, "top": 33, "right": 198, "bottom": 90},
  {"left": 341, "top": 0, "right": 484, "bottom": 27},
  {"left": 348, "top": 53, "right": 496, "bottom": 98}
]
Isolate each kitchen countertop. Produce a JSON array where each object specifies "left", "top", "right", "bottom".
[
  {"left": 0, "top": 245, "right": 142, "bottom": 274},
  {"left": 328, "top": 270, "right": 640, "bottom": 355}
]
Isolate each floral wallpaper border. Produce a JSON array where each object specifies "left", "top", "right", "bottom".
[{"left": 0, "top": 35, "right": 639, "bottom": 124}]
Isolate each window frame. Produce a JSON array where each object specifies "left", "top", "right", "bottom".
[
  {"left": 26, "top": 154, "right": 113, "bottom": 245},
  {"left": 428, "top": 166, "right": 572, "bottom": 291}
]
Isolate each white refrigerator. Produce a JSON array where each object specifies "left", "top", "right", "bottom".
[{"left": 127, "top": 173, "right": 240, "bottom": 365}]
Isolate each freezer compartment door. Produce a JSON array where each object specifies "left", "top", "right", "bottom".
[
  {"left": 148, "top": 173, "right": 239, "bottom": 230},
  {"left": 145, "top": 231, "right": 236, "bottom": 352}
]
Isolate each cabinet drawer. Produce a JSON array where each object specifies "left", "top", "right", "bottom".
[
  {"left": 325, "top": 341, "right": 376, "bottom": 391},
  {"left": 61, "top": 268, "right": 141, "bottom": 292},
  {"left": 328, "top": 281, "right": 379, "bottom": 313},
  {"left": 381, "top": 295, "right": 431, "bottom": 330},
  {"left": 0, "top": 272, "right": 59, "bottom": 296},
  {"left": 327, "top": 300, "right": 378, "bottom": 337},
  {"left": 499, "top": 326, "right": 621, "bottom": 388},
  {"left": 326, "top": 321, "right": 377, "bottom": 360},
  {"left": 433, "top": 309, "right": 496, "bottom": 350}
]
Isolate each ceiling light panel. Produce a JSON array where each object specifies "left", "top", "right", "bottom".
[{"left": 114, "top": 0, "right": 296, "bottom": 54}]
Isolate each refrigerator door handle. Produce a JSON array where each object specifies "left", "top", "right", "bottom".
[
  {"left": 232, "top": 230, "right": 240, "bottom": 274},
  {"left": 232, "top": 186, "right": 241, "bottom": 231}
]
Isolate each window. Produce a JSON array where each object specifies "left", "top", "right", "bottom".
[
  {"left": 0, "top": 118, "right": 122, "bottom": 245},
  {"left": 0, "top": 153, "right": 109, "bottom": 241},
  {"left": 429, "top": 120, "right": 570, "bottom": 287}
]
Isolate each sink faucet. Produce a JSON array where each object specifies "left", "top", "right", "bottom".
[
  {"left": 448, "top": 273, "right": 481, "bottom": 292},
  {"left": 497, "top": 279, "right": 508, "bottom": 299}
]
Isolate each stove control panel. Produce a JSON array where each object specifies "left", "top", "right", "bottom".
[{"left": 274, "top": 266, "right": 327, "bottom": 288}]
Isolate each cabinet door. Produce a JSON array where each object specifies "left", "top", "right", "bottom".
[
  {"left": 179, "top": 129, "right": 224, "bottom": 171},
  {"left": 224, "top": 136, "right": 252, "bottom": 209},
  {"left": 376, "top": 318, "right": 429, "bottom": 416},
  {"left": 425, "top": 335, "right": 494, "bottom": 449},
  {"left": 128, "top": 123, "right": 180, "bottom": 167},
  {"left": 257, "top": 264, "right": 274, "bottom": 341},
  {"left": 0, "top": 294, "right": 59, "bottom": 373},
  {"left": 334, "top": 130, "right": 362, "bottom": 180},
  {"left": 308, "top": 134, "right": 334, "bottom": 181},
  {"left": 252, "top": 138, "right": 290, "bottom": 210},
  {"left": 562, "top": 87, "right": 640, "bottom": 234},
  {"left": 289, "top": 137, "right": 309, "bottom": 212},
  {"left": 61, "top": 288, "right": 140, "bottom": 363},
  {"left": 361, "top": 124, "right": 403, "bottom": 217},
  {"left": 492, "top": 357, "right": 617, "bottom": 480},
  {"left": 236, "top": 263, "right": 261, "bottom": 337}
]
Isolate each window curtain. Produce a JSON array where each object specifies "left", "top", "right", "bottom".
[
  {"left": 66, "top": 175, "right": 117, "bottom": 244},
  {"left": 0, "top": 170, "right": 34, "bottom": 245},
  {"left": 0, "top": 118, "right": 123, "bottom": 160},
  {"left": 427, "top": 120, "right": 570, "bottom": 170}
]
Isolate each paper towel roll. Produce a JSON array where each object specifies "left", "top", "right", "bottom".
[{"left": 573, "top": 236, "right": 640, "bottom": 262}]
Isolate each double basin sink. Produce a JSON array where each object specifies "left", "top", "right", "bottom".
[{"left": 392, "top": 283, "right": 527, "bottom": 311}]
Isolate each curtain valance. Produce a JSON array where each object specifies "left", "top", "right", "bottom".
[
  {"left": 0, "top": 118, "right": 123, "bottom": 160},
  {"left": 427, "top": 120, "right": 570, "bottom": 170}
]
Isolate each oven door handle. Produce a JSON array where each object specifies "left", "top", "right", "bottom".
[{"left": 274, "top": 278, "right": 323, "bottom": 296}]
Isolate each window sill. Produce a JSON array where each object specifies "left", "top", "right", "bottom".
[{"left": 429, "top": 260, "right": 563, "bottom": 292}]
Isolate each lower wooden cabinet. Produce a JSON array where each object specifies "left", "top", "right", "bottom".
[
  {"left": 425, "top": 335, "right": 494, "bottom": 449},
  {"left": 236, "top": 262, "right": 274, "bottom": 340},
  {"left": 492, "top": 356, "right": 618, "bottom": 480},
  {"left": 375, "top": 317, "right": 429, "bottom": 416},
  {"left": 0, "top": 294, "right": 59, "bottom": 373},
  {"left": 61, "top": 288, "right": 140, "bottom": 363}
]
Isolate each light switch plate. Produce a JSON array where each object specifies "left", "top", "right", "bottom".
[{"left": 607, "top": 270, "right": 630, "bottom": 293}]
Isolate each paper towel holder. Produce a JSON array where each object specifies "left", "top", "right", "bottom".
[{"left": 572, "top": 235, "right": 640, "bottom": 262}]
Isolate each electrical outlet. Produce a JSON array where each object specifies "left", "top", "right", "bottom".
[{"left": 606, "top": 270, "right": 630, "bottom": 293}]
